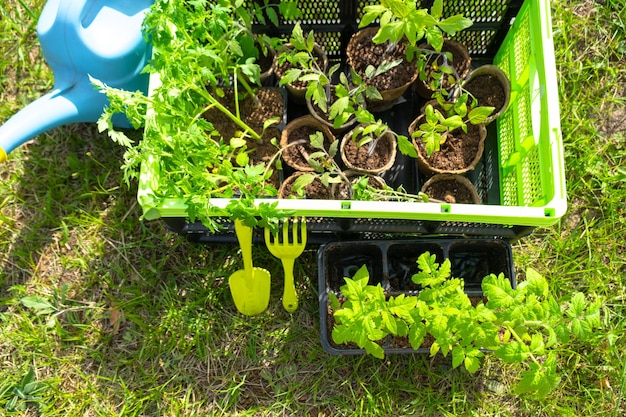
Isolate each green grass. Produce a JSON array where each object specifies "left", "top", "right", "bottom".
[{"left": 1, "top": 0, "right": 625, "bottom": 415}]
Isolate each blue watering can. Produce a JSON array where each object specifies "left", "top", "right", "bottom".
[{"left": 0, "top": 0, "right": 154, "bottom": 162}]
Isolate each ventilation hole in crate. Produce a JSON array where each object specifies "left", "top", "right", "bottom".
[
  {"left": 456, "top": 30, "right": 497, "bottom": 56},
  {"left": 495, "top": 45, "right": 511, "bottom": 77},
  {"left": 445, "top": 0, "right": 508, "bottom": 23},
  {"left": 513, "top": 12, "right": 530, "bottom": 78},
  {"left": 502, "top": 171, "right": 519, "bottom": 206},
  {"left": 498, "top": 112, "right": 514, "bottom": 161},
  {"left": 515, "top": 91, "right": 530, "bottom": 143},
  {"left": 521, "top": 148, "right": 542, "bottom": 205},
  {"left": 285, "top": 0, "right": 341, "bottom": 24},
  {"left": 314, "top": 31, "right": 342, "bottom": 58}
]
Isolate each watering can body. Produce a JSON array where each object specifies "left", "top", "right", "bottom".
[{"left": 0, "top": 0, "right": 154, "bottom": 161}]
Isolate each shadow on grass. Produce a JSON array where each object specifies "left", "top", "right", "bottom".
[{"left": 0, "top": 124, "right": 502, "bottom": 415}]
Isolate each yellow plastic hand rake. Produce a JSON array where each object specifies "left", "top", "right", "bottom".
[{"left": 264, "top": 218, "right": 307, "bottom": 313}]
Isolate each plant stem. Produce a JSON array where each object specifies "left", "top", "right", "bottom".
[
  {"left": 506, "top": 325, "right": 542, "bottom": 367},
  {"left": 197, "top": 88, "right": 261, "bottom": 141}
]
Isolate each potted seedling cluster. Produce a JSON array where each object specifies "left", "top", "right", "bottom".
[
  {"left": 320, "top": 249, "right": 601, "bottom": 397},
  {"left": 95, "top": 0, "right": 515, "bottom": 228}
]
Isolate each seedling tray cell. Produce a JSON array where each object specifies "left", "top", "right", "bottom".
[
  {"left": 138, "top": 0, "right": 565, "bottom": 242},
  {"left": 317, "top": 238, "right": 516, "bottom": 355}
]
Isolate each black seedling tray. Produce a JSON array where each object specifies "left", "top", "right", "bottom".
[{"left": 317, "top": 237, "right": 516, "bottom": 355}]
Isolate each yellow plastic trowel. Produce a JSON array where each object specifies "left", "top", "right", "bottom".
[{"left": 228, "top": 220, "right": 271, "bottom": 315}]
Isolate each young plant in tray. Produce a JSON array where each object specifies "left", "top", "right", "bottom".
[
  {"left": 412, "top": 96, "right": 495, "bottom": 157},
  {"left": 95, "top": 0, "right": 300, "bottom": 231},
  {"left": 279, "top": 23, "right": 393, "bottom": 130},
  {"left": 340, "top": 111, "right": 402, "bottom": 174},
  {"left": 287, "top": 131, "right": 350, "bottom": 197},
  {"left": 287, "top": 129, "right": 430, "bottom": 202},
  {"left": 330, "top": 252, "right": 602, "bottom": 398},
  {"left": 360, "top": 0, "right": 472, "bottom": 56}
]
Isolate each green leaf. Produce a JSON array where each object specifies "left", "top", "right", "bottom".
[
  {"left": 292, "top": 173, "right": 316, "bottom": 192},
  {"left": 266, "top": 7, "right": 279, "bottom": 27},
  {"left": 408, "top": 322, "right": 427, "bottom": 350},
  {"left": 464, "top": 350, "right": 483, "bottom": 374},
  {"left": 495, "top": 340, "right": 530, "bottom": 363},
  {"left": 364, "top": 340, "right": 385, "bottom": 359},
  {"left": 309, "top": 131, "right": 325, "bottom": 150},
  {"left": 566, "top": 292, "right": 586, "bottom": 318},
  {"left": 467, "top": 106, "right": 495, "bottom": 125},
  {"left": 521, "top": 268, "right": 549, "bottom": 298},
  {"left": 263, "top": 116, "right": 281, "bottom": 130},
  {"left": 431, "top": 0, "right": 443, "bottom": 19},
  {"left": 437, "top": 15, "right": 474, "bottom": 36},
  {"left": 483, "top": 274, "right": 516, "bottom": 308},
  {"left": 328, "top": 140, "right": 339, "bottom": 158},
  {"left": 20, "top": 296, "right": 56, "bottom": 315},
  {"left": 514, "top": 353, "right": 561, "bottom": 397},
  {"left": 397, "top": 135, "right": 417, "bottom": 158},
  {"left": 452, "top": 346, "right": 465, "bottom": 369},
  {"left": 235, "top": 151, "right": 249, "bottom": 167},
  {"left": 425, "top": 27, "right": 444, "bottom": 52}
]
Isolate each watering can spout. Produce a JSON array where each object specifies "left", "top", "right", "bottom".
[{"left": 0, "top": 83, "right": 112, "bottom": 162}]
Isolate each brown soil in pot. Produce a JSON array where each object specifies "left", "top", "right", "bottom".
[
  {"left": 463, "top": 74, "right": 506, "bottom": 112},
  {"left": 282, "top": 125, "right": 329, "bottom": 169},
  {"left": 346, "top": 28, "right": 417, "bottom": 92},
  {"left": 410, "top": 116, "right": 486, "bottom": 174},
  {"left": 420, "top": 124, "right": 482, "bottom": 171},
  {"left": 462, "top": 65, "right": 511, "bottom": 124},
  {"left": 279, "top": 172, "right": 331, "bottom": 199},
  {"left": 203, "top": 87, "right": 285, "bottom": 137},
  {"left": 421, "top": 174, "right": 480, "bottom": 204},
  {"left": 241, "top": 88, "right": 285, "bottom": 130},
  {"left": 281, "top": 116, "right": 335, "bottom": 172},
  {"left": 341, "top": 131, "right": 396, "bottom": 173}
]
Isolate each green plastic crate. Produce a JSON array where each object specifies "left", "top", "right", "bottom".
[{"left": 137, "top": 0, "right": 565, "bottom": 240}]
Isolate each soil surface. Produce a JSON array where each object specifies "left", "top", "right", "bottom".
[
  {"left": 342, "top": 133, "right": 394, "bottom": 171},
  {"left": 280, "top": 174, "right": 331, "bottom": 199},
  {"left": 464, "top": 74, "right": 506, "bottom": 111},
  {"left": 347, "top": 31, "right": 416, "bottom": 91},
  {"left": 417, "top": 123, "right": 483, "bottom": 171},
  {"left": 204, "top": 87, "right": 284, "bottom": 137},
  {"left": 282, "top": 125, "right": 332, "bottom": 169},
  {"left": 422, "top": 178, "right": 476, "bottom": 204}
]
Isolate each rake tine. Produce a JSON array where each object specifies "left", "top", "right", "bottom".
[{"left": 283, "top": 219, "right": 290, "bottom": 245}]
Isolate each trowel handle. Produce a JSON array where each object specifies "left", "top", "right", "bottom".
[{"left": 234, "top": 220, "right": 254, "bottom": 273}]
